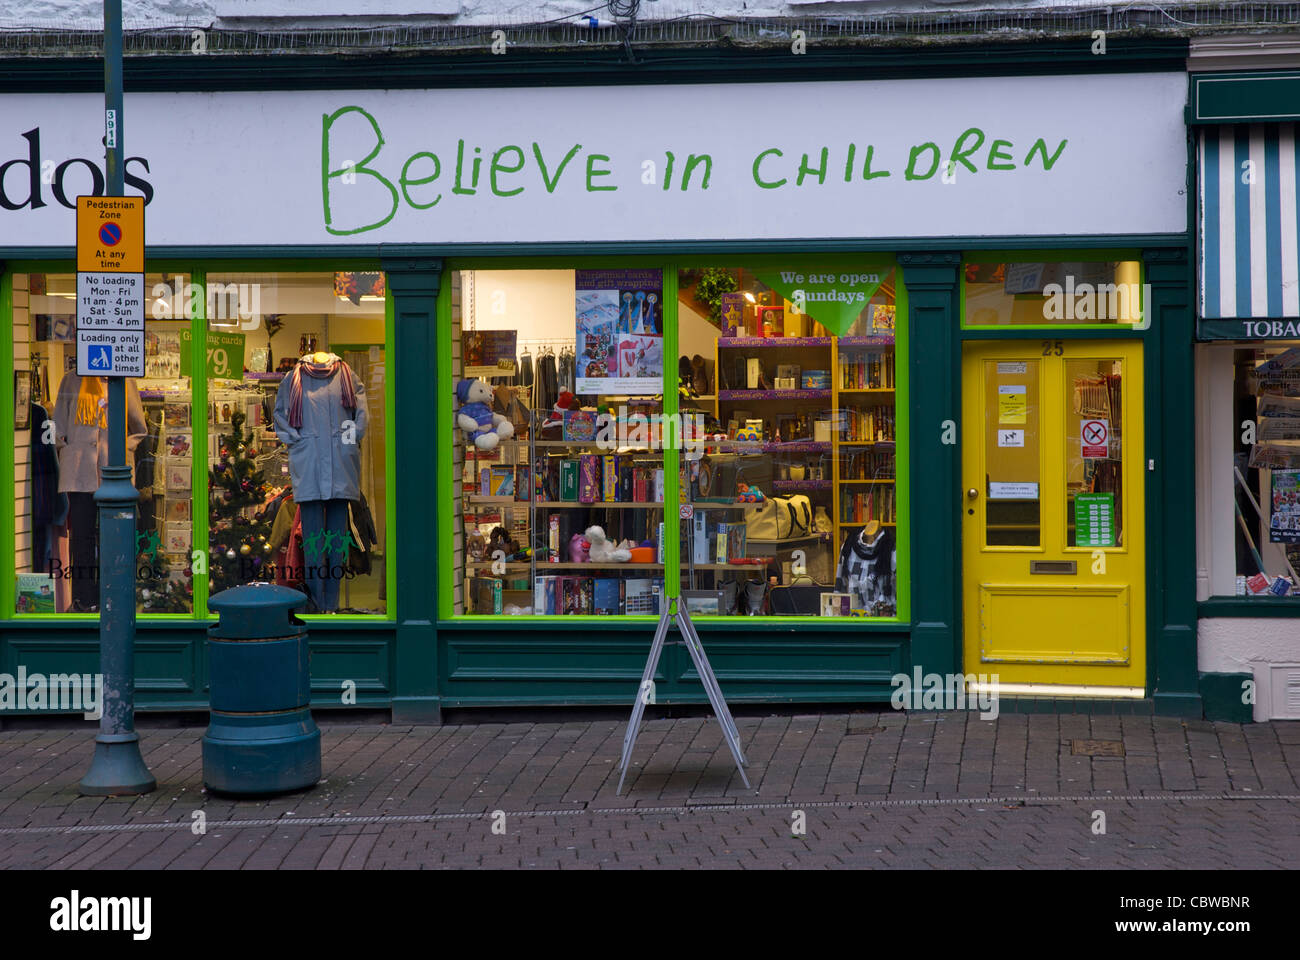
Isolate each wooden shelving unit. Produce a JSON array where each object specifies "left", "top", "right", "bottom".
[{"left": 712, "top": 322, "right": 898, "bottom": 576}]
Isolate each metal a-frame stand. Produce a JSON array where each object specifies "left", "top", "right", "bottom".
[{"left": 616, "top": 594, "right": 751, "bottom": 794}]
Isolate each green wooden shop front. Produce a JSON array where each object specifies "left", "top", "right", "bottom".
[{"left": 0, "top": 38, "right": 1203, "bottom": 721}]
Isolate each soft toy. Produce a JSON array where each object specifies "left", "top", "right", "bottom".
[
  {"left": 568, "top": 532, "right": 590, "bottom": 563},
  {"left": 585, "top": 526, "right": 631, "bottom": 563},
  {"left": 456, "top": 378, "right": 515, "bottom": 450},
  {"left": 541, "top": 391, "right": 577, "bottom": 438},
  {"left": 488, "top": 527, "right": 518, "bottom": 559}
]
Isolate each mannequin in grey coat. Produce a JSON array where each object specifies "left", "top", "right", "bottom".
[
  {"left": 273, "top": 355, "right": 368, "bottom": 611},
  {"left": 52, "top": 373, "right": 148, "bottom": 611}
]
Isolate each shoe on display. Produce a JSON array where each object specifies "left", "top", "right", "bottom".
[
  {"left": 720, "top": 578, "right": 742, "bottom": 615},
  {"left": 692, "top": 354, "right": 710, "bottom": 396}
]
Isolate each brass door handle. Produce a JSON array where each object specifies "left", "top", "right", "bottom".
[{"left": 967, "top": 488, "right": 979, "bottom": 499}]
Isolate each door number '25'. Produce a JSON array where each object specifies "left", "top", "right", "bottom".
[{"left": 1041, "top": 340, "right": 1064, "bottom": 356}]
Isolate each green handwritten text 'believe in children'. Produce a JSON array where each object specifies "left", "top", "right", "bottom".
[{"left": 321, "top": 105, "right": 1069, "bottom": 236}]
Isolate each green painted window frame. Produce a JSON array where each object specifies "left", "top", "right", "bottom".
[
  {"left": 960, "top": 249, "right": 1148, "bottom": 334},
  {"left": 438, "top": 253, "right": 910, "bottom": 625},
  {"left": 1, "top": 260, "right": 396, "bottom": 623}
]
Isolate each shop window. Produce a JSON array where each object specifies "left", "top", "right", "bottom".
[
  {"left": 1209, "top": 344, "right": 1300, "bottom": 598},
  {"left": 9, "top": 269, "right": 389, "bottom": 618},
  {"left": 13, "top": 271, "right": 195, "bottom": 615},
  {"left": 964, "top": 260, "right": 1144, "bottom": 326},
  {"left": 981, "top": 357, "right": 1041, "bottom": 547},
  {"left": 451, "top": 268, "right": 668, "bottom": 616},
  {"left": 206, "top": 271, "right": 388, "bottom": 615},
  {"left": 677, "top": 264, "right": 903, "bottom": 618},
  {"left": 1064, "top": 358, "right": 1125, "bottom": 549},
  {"left": 449, "top": 262, "right": 906, "bottom": 620}
]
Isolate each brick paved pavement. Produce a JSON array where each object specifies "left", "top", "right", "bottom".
[{"left": 1, "top": 711, "right": 1298, "bottom": 868}]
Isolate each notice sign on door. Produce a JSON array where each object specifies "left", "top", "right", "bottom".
[
  {"left": 1075, "top": 492, "right": 1116, "bottom": 547},
  {"left": 1081, "top": 418, "right": 1109, "bottom": 459},
  {"left": 75, "top": 195, "right": 145, "bottom": 377},
  {"left": 997, "top": 429, "right": 1025, "bottom": 447},
  {"left": 998, "top": 384, "right": 1027, "bottom": 424}
]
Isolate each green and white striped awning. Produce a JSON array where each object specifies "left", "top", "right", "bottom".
[{"left": 1199, "top": 123, "right": 1300, "bottom": 320}]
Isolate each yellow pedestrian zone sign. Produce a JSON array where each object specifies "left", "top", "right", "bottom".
[{"left": 77, "top": 195, "right": 144, "bottom": 272}]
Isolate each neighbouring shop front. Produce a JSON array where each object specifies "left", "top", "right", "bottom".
[
  {"left": 1190, "top": 67, "right": 1300, "bottom": 722},
  {"left": 0, "top": 43, "right": 1206, "bottom": 720}
]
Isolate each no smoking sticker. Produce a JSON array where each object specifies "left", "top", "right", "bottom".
[{"left": 1082, "top": 418, "right": 1109, "bottom": 458}]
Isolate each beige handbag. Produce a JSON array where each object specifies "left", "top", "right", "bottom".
[{"left": 747, "top": 494, "right": 812, "bottom": 541}]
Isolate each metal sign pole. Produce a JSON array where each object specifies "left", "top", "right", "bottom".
[
  {"left": 616, "top": 595, "right": 751, "bottom": 795},
  {"left": 79, "top": 0, "right": 154, "bottom": 796}
]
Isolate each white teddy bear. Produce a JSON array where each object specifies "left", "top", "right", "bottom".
[{"left": 585, "top": 526, "right": 631, "bottom": 563}]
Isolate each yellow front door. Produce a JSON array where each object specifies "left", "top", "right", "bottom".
[{"left": 961, "top": 340, "right": 1145, "bottom": 693}]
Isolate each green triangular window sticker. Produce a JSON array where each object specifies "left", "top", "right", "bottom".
[{"left": 751, "top": 269, "right": 886, "bottom": 337}]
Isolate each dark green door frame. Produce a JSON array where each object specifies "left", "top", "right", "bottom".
[
  {"left": 1144, "top": 246, "right": 1200, "bottom": 716},
  {"left": 382, "top": 254, "right": 444, "bottom": 723},
  {"left": 899, "top": 253, "right": 963, "bottom": 680}
]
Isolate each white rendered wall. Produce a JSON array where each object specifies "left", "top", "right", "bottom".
[{"left": 1199, "top": 618, "right": 1300, "bottom": 721}]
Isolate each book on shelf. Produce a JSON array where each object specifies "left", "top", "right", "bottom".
[
  {"left": 715, "top": 520, "right": 746, "bottom": 563},
  {"left": 15, "top": 573, "right": 55, "bottom": 613},
  {"left": 470, "top": 576, "right": 503, "bottom": 614},
  {"left": 841, "top": 449, "right": 895, "bottom": 480},
  {"left": 603, "top": 455, "right": 617, "bottom": 503},
  {"left": 840, "top": 349, "right": 896, "bottom": 390},
  {"left": 592, "top": 578, "right": 625, "bottom": 615},
  {"left": 692, "top": 510, "right": 714, "bottom": 565},
  {"left": 841, "top": 405, "right": 896, "bottom": 442},
  {"left": 560, "top": 576, "right": 594, "bottom": 615},
  {"left": 578, "top": 454, "right": 600, "bottom": 503},
  {"left": 841, "top": 486, "right": 897, "bottom": 524},
  {"left": 479, "top": 465, "right": 515, "bottom": 498},
  {"left": 559, "top": 459, "right": 579, "bottom": 501},
  {"left": 534, "top": 575, "right": 557, "bottom": 614},
  {"left": 624, "top": 578, "right": 661, "bottom": 614}
]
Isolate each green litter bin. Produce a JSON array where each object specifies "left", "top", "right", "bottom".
[{"left": 203, "top": 583, "right": 321, "bottom": 795}]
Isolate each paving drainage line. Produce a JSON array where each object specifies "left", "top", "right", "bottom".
[{"left": 1, "top": 792, "right": 1297, "bottom": 837}]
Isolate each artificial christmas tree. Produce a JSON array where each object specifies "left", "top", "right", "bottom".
[
  {"left": 136, "top": 572, "right": 194, "bottom": 613},
  {"left": 135, "top": 527, "right": 194, "bottom": 613},
  {"left": 208, "top": 410, "right": 276, "bottom": 593}
]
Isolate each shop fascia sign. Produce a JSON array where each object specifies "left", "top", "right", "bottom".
[
  {"left": 319, "top": 105, "right": 1076, "bottom": 237},
  {"left": 1199, "top": 318, "right": 1300, "bottom": 340},
  {"left": 0, "top": 73, "right": 1187, "bottom": 245}
]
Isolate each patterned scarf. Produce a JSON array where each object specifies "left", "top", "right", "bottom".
[
  {"left": 74, "top": 375, "right": 108, "bottom": 428},
  {"left": 287, "top": 354, "right": 357, "bottom": 429}
]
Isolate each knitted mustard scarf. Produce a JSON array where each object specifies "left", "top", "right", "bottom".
[{"left": 74, "top": 376, "right": 108, "bottom": 429}]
